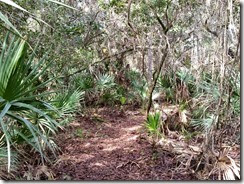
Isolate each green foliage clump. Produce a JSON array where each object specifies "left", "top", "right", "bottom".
[
  {"left": 145, "top": 112, "right": 162, "bottom": 136},
  {"left": 52, "top": 89, "right": 84, "bottom": 116},
  {"left": 74, "top": 72, "right": 95, "bottom": 92},
  {"left": 98, "top": 0, "right": 125, "bottom": 13},
  {"left": 156, "top": 73, "right": 175, "bottom": 102},
  {"left": 73, "top": 70, "right": 149, "bottom": 107},
  {"left": 0, "top": 34, "right": 60, "bottom": 172},
  {"left": 126, "top": 70, "right": 148, "bottom": 105},
  {"left": 176, "top": 70, "right": 196, "bottom": 96}
]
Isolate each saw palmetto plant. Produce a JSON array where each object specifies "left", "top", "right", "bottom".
[
  {"left": 0, "top": 33, "right": 60, "bottom": 173},
  {"left": 95, "top": 73, "right": 116, "bottom": 91},
  {"left": 208, "top": 148, "right": 240, "bottom": 180},
  {"left": 0, "top": 0, "right": 239, "bottom": 181},
  {"left": 145, "top": 112, "right": 162, "bottom": 137},
  {"left": 52, "top": 89, "right": 84, "bottom": 116},
  {"left": 127, "top": 71, "right": 148, "bottom": 105}
]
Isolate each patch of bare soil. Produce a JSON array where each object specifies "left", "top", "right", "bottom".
[{"left": 52, "top": 107, "right": 195, "bottom": 180}]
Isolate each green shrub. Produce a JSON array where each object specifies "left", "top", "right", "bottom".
[
  {"left": 0, "top": 34, "right": 60, "bottom": 172},
  {"left": 145, "top": 112, "right": 162, "bottom": 136},
  {"left": 52, "top": 89, "right": 84, "bottom": 115},
  {"left": 74, "top": 72, "right": 95, "bottom": 93},
  {"left": 126, "top": 70, "right": 148, "bottom": 105}
]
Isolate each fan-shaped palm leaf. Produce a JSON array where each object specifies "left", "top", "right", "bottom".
[{"left": 0, "top": 33, "right": 60, "bottom": 172}]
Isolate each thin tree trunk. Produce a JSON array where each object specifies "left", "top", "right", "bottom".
[
  {"left": 141, "top": 48, "right": 145, "bottom": 78},
  {"left": 147, "top": 34, "right": 153, "bottom": 83},
  {"left": 146, "top": 45, "right": 168, "bottom": 116}
]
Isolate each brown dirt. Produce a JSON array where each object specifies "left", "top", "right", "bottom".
[{"left": 51, "top": 107, "right": 195, "bottom": 180}]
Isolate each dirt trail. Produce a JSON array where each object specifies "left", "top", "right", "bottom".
[{"left": 52, "top": 107, "right": 194, "bottom": 180}]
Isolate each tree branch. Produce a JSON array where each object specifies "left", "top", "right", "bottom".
[
  {"left": 204, "top": 19, "right": 218, "bottom": 37},
  {"left": 66, "top": 48, "right": 134, "bottom": 78},
  {"left": 146, "top": 45, "right": 169, "bottom": 116},
  {"left": 127, "top": 0, "right": 137, "bottom": 34},
  {"left": 150, "top": 5, "right": 172, "bottom": 34}
]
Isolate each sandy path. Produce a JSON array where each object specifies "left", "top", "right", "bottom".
[{"left": 52, "top": 107, "right": 194, "bottom": 180}]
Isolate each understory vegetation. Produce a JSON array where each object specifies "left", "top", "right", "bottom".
[{"left": 0, "top": 0, "right": 240, "bottom": 181}]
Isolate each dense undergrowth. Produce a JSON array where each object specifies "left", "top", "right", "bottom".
[{"left": 0, "top": 0, "right": 240, "bottom": 180}]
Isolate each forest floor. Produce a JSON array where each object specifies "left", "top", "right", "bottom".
[
  {"left": 15, "top": 106, "right": 240, "bottom": 180},
  {"left": 50, "top": 106, "right": 196, "bottom": 180}
]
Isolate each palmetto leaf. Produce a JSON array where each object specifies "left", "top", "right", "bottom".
[
  {"left": 0, "top": 12, "right": 22, "bottom": 37},
  {"left": 191, "top": 115, "right": 216, "bottom": 132},
  {"left": 216, "top": 151, "right": 240, "bottom": 180},
  {"left": 145, "top": 112, "right": 161, "bottom": 135},
  {"left": 0, "top": 0, "right": 77, "bottom": 36},
  {"left": 0, "top": 144, "right": 18, "bottom": 179},
  {"left": 95, "top": 73, "right": 115, "bottom": 91},
  {"left": 12, "top": 102, "right": 60, "bottom": 132},
  {"left": 45, "top": 0, "right": 78, "bottom": 10},
  {"left": 0, "top": 0, "right": 28, "bottom": 36},
  {"left": 0, "top": 103, "right": 12, "bottom": 172},
  {"left": 0, "top": 33, "right": 60, "bottom": 172},
  {"left": 52, "top": 89, "right": 84, "bottom": 115},
  {"left": 0, "top": 0, "right": 28, "bottom": 12}
]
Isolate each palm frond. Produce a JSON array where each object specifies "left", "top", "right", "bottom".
[
  {"left": 52, "top": 89, "right": 84, "bottom": 115},
  {"left": 95, "top": 73, "right": 115, "bottom": 91},
  {"left": 0, "top": 34, "right": 60, "bottom": 172}
]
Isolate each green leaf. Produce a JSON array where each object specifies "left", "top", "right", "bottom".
[
  {"left": 0, "top": 12, "right": 22, "bottom": 37},
  {"left": 8, "top": 112, "right": 44, "bottom": 163},
  {"left": 0, "top": 103, "right": 12, "bottom": 172},
  {"left": 0, "top": 34, "right": 59, "bottom": 172},
  {"left": 0, "top": 0, "right": 28, "bottom": 13},
  {"left": 45, "top": 0, "right": 78, "bottom": 10},
  {"left": 12, "top": 102, "right": 60, "bottom": 131}
]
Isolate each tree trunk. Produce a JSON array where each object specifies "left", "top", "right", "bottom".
[
  {"left": 147, "top": 35, "right": 153, "bottom": 83},
  {"left": 141, "top": 48, "right": 146, "bottom": 78},
  {"left": 146, "top": 45, "right": 168, "bottom": 116}
]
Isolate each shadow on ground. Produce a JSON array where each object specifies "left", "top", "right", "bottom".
[{"left": 52, "top": 107, "right": 195, "bottom": 180}]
